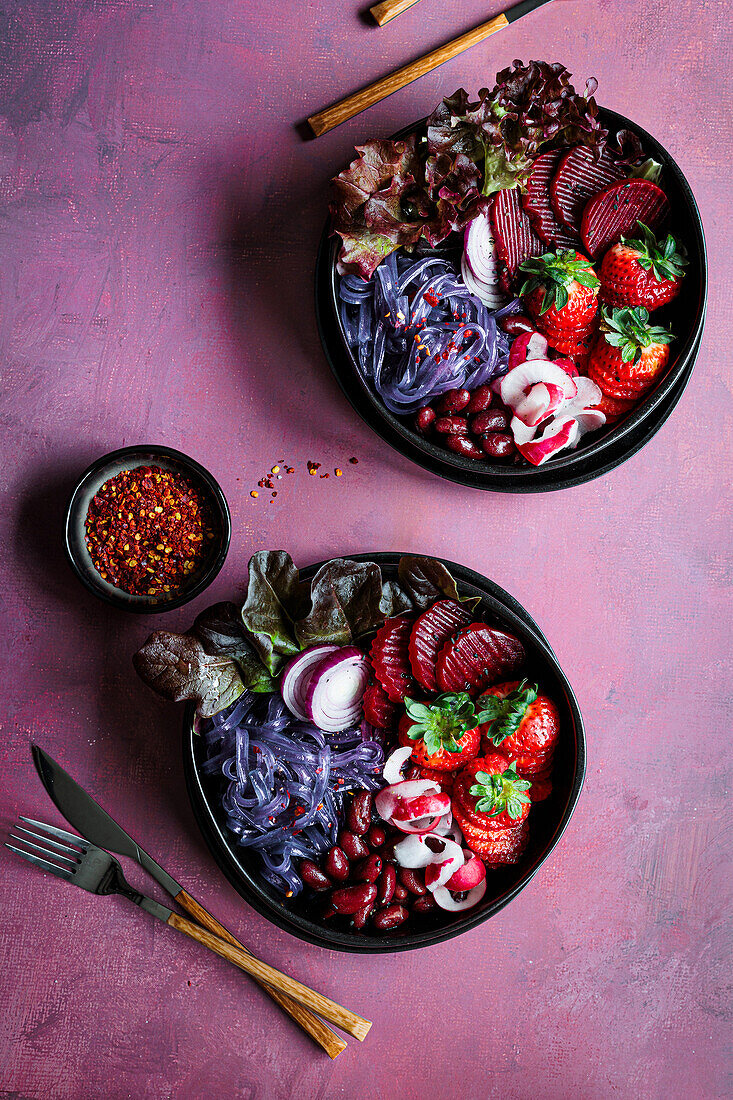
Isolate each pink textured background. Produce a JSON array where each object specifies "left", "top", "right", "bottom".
[{"left": 0, "top": 1, "right": 730, "bottom": 1097}]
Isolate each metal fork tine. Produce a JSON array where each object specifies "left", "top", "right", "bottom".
[
  {"left": 9, "top": 833, "right": 80, "bottom": 865},
  {"left": 6, "top": 843, "right": 73, "bottom": 880},
  {"left": 13, "top": 826, "right": 83, "bottom": 859},
  {"left": 19, "top": 816, "right": 87, "bottom": 849}
]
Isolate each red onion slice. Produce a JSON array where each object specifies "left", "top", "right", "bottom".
[
  {"left": 432, "top": 879, "right": 488, "bottom": 912},
  {"left": 304, "top": 646, "right": 369, "bottom": 732},
  {"left": 280, "top": 644, "right": 339, "bottom": 721}
]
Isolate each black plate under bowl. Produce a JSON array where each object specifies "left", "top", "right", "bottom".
[
  {"left": 315, "top": 108, "right": 707, "bottom": 493},
  {"left": 183, "top": 554, "right": 586, "bottom": 953}
]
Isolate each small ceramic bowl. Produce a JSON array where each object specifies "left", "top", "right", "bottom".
[{"left": 65, "top": 444, "right": 231, "bottom": 613}]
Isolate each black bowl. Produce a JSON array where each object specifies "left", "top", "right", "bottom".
[
  {"left": 315, "top": 108, "right": 707, "bottom": 493},
  {"left": 183, "top": 554, "right": 586, "bottom": 953},
  {"left": 65, "top": 445, "right": 231, "bottom": 613}
]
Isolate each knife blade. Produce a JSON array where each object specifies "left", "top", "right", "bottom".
[
  {"left": 30, "top": 743, "right": 348, "bottom": 1057},
  {"left": 31, "top": 744, "right": 182, "bottom": 897}
]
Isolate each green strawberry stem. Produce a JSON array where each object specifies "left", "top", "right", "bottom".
[
  {"left": 470, "top": 764, "right": 531, "bottom": 820},
  {"left": 476, "top": 680, "right": 537, "bottom": 747},
  {"left": 404, "top": 692, "right": 477, "bottom": 756},
  {"left": 518, "top": 249, "right": 599, "bottom": 314},
  {"left": 623, "top": 221, "right": 688, "bottom": 283},
  {"left": 600, "top": 305, "right": 674, "bottom": 364}
]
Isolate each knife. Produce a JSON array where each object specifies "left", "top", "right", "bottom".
[{"left": 31, "top": 744, "right": 346, "bottom": 1058}]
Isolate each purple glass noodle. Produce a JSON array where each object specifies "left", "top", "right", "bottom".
[
  {"left": 199, "top": 691, "right": 385, "bottom": 896},
  {"left": 339, "top": 248, "right": 521, "bottom": 414}
]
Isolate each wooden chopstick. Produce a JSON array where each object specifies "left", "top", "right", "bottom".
[
  {"left": 307, "top": 0, "right": 558, "bottom": 137},
  {"left": 167, "top": 910, "right": 372, "bottom": 1041},
  {"left": 175, "top": 889, "right": 347, "bottom": 1058},
  {"left": 370, "top": 0, "right": 422, "bottom": 26}
]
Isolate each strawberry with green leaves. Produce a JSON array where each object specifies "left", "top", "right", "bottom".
[
  {"left": 452, "top": 754, "right": 532, "bottom": 835},
  {"left": 477, "top": 680, "right": 560, "bottom": 772},
  {"left": 519, "top": 249, "right": 600, "bottom": 337},
  {"left": 588, "top": 305, "right": 674, "bottom": 399},
  {"left": 398, "top": 692, "right": 481, "bottom": 772},
  {"left": 600, "top": 222, "right": 687, "bottom": 311}
]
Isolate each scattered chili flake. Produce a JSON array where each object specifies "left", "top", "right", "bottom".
[
  {"left": 271, "top": 466, "right": 280, "bottom": 474},
  {"left": 84, "top": 465, "right": 214, "bottom": 598},
  {"left": 286, "top": 467, "right": 295, "bottom": 474},
  {"left": 424, "top": 289, "right": 440, "bottom": 308},
  {"left": 320, "top": 472, "right": 329, "bottom": 479},
  {"left": 349, "top": 457, "right": 358, "bottom": 464},
  {"left": 251, "top": 490, "right": 259, "bottom": 498},
  {"left": 334, "top": 468, "right": 342, "bottom": 477}
]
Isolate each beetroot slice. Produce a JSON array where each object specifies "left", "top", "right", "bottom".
[
  {"left": 581, "top": 178, "right": 671, "bottom": 258},
  {"left": 490, "top": 188, "right": 544, "bottom": 281},
  {"left": 363, "top": 678, "right": 397, "bottom": 729},
  {"left": 550, "top": 146, "right": 626, "bottom": 235},
  {"left": 370, "top": 616, "right": 417, "bottom": 703},
  {"left": 522, "top": 150, "right": 579, "bottom": 249},
  {"left": 408, "top": 599, "right": 475, "bottom": 693},
  {"left": 435, "top": 624, "right": 526, "bottom": 695}
]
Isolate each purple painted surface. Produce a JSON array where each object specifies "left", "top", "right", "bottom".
[{"left": 0, "top": 1, "right": 730, "bottom": 1096}]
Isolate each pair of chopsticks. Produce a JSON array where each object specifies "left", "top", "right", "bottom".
[{"left": 308, "top": 0, "right": 559, "bottom": 137}]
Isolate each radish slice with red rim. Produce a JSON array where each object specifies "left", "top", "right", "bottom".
[
  {"left": 507, "top": 330, "right": 549, "bottom": 371},
  {"left": 445, "top": 855, "right": 486, "bottom": 891},
  {"left": 432, "top": 879, "right": 488, "bottom": 912},
  {"left": 393, "top": 832, "right": 464, "bottom": 872},
  {"left": 374, "top": 778, "right": 439, "bottom": 823},
  {"left": 382, "top": 745, "right": 413, "bottom": 786},
  {"left": 280, "top": 644, "right": 339, "bottom": 721},
  {"left": 304, "top": 646, "right": 369, "bottom": 732}
]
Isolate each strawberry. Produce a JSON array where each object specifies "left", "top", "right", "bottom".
[
  {"left": 459, "top": 817, "right": 529, "bottom": 863},
  {"left": 452, "top": 755, "right": 532, "bottom": 833},
  {"left": 599, "top": 222, "right": 687, "bottom": 311},
  {"left": 477, "top": 680, "right": 560, "bottom": 772},
  {"left": 541, "top": 318, "right": 598, "bottom": 369},
  {"left": 362, "top": 678, "right": 397, "bottom": 730},
  {"left": 519, "top": 249, "right": 600, "bottom": 335},
  {"left": 588, "top": 306, "right": 674, "bottom": 399},
  {"left": 592, "top": 390, "right": 637, "bottom": 423},
  {"left": 435, "top": 623, "right": 525, "bottom": 695},
  {"left": 418, "top": 765, "right": 455, "bottom": 793},
  {"left": 370, "top": 616, "right": 417, "bottom": 703},
  {"left": 398, "top": 693, "right": 481, "bottom": 772},
  {"left": 408, "top": 598, "right": 474, "bottom": 694}
]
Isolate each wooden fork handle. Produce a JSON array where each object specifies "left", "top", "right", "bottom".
[
  {"left": 174, "top": 890, "right": 346, "bottom": 1058},
  {"left": 167, "top": 909, "right": 372, "bottom": 1042}
]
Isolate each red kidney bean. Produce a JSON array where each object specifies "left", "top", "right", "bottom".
[
  {"left": 479, "top": 432, "right": 516, "bottom": 459},
  {"left": 414, "top": 406, "right": 436, "bottom": 434},
  {"left": 376, "top": 865, "right": 396, "bottom": 907},
  {"left": 355, "top": 853, "right": 382, "bottom": 884},
  {"left": 394, "top": 883, "right": 408, "bottom": 901},
  {"left": 398, "top": 867, "right": 427, "bottom": 896},
  {"left": 300, "top": 860, "right": 332, "bottom": 891},
  {"left": 352, "top": 901, "right": 376, "bottom": 930},
  {"left": 445, "top": 435, "right": 484, "bottom": 459},
  {"left": 435, "top": 388, "right": 471, "bottom": 414},
  {"left": 372, "top": 904, "right": 409, "bottom": 931},
  {"left": 324, "top": 846, "right": 349, "bottom": 883},
  {"left": 330, "top": 883, "right": 377, "bottom": 915},
  {"left": 434, "top": 415, "right": 468, "bottom": 436},
  {"left": 347, "top": 791, "right": 372, "bottom": 836},
  {"left": 499, "top": 313, "right": 534, "bottom": 336},
  {"left": 411, "top": 894, "right": 437, "bottom": 914},
  {"left": 466, "top": 384, "right": 494, "bottom": 414},
  {"left": 470, "top": 408, "right": 508, "bottom": 435},
  {"left": 366, "top": 824, "right": 386, "bottom": 849},
  {"left": 339, "top": 831, "right": 368, "bottom": 861}
]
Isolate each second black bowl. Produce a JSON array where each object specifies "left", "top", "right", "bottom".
[{"left": 316, "top": 108, "right": 707, "bottom": 493}]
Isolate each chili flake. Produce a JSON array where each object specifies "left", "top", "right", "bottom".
[{"left": 84, "top": 465, "right": 214, "bottom": 597}]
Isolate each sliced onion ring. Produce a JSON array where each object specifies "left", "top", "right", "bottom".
[
  {"left": 304, "top": 646, "right": 369, "bottom": 732},
  {"left": 280, "top": 644, "right": 339, "bottom": 721}
]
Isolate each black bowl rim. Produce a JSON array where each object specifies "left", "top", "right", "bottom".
[
  {"left": 182, "top": 553, "right": 587, "bottom": 953},
  {"left": 316, "top": 107, "right": 707, "bottom": 492},
  {"left": 64, "top": 444, "right": 232, "bottom": 614}
]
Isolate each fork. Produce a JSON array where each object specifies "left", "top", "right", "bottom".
[{"left": 7, "top": 818, "right": 371, "bottom": 1042}]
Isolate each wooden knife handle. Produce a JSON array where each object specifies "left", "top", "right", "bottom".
[
  {"left": 370, "top": 0, "right": 422, "bottom": 26},
  {"left": 175, "top": 889, "right": 347, "bottom": 1057},
  {"left": 167, "top": 907, "right": 371, "bottom": 1042}
]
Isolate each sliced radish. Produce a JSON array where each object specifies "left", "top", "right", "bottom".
[
  {"left": 446, "top": 855, "right": 486, "bottom": 891},
  {"left": 432, "top": 879, "right": 488, "bottom": 912},
  {"left": 382, "top": 746, "right": 414, "bottom": 786},
  {"left": 392, "top": 791, "right": 451, "bottom": 828},
  {"left": 509, "top": 416, "right": 538, "bottom": 447},
  {"left": 507, "top": 330, "right": 550, "bottom": 371},
  {"left": 433, "top": 810, "right": 463, "bottom": 845},
  {"left": 375, "top": 779, "right": 439, "bottom": 823},
  {"left": 552, "top": 356, "right": 579, "bottom": 378},
  {"left": 281, "top": 644, "right": 339, "bottom": 721},
  {"left": 304, "top": 646, "right": 369, "bottom": 732},
  {"left": 499, "top": 359, "right": 578, "bottom": 410},
  {"left": 393, "top": 832, "right": 463, "bottom": 870},
  {"left": 517, "top": 418, "right": 579, "bottom": 466},
  {"left": 513, "top": 381, "right": 566, "bottom": 427}
]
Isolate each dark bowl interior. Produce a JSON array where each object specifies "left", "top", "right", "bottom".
[
  {"left": 65, "top": 444, "right": 231, "bottom": 613},
  {"left": 183, "top": 554, "right": 586, "bottom": 953},
  {"left": 316, "top": 108, "right": 707, "bottom": 492}
]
